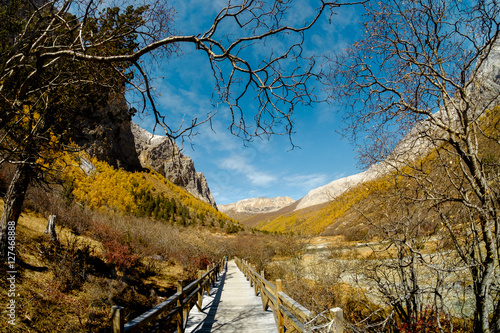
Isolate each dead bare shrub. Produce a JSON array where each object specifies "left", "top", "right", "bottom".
[
  {"left": 39, "top": 236, "right": 94, "bottom": 292},
  {"left": 230, "top": 234, "right": 302, "bottom": 272},
  {"left": 24, "top": 185, "right": 93, "bottom": 235}
]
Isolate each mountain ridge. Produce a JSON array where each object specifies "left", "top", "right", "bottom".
[
  {"left": 220, "top": 164, "right": 385, "bottom": 221},
  {"left": 219, "top": 196, "right": 295, "bottom": 216},
  {"left": 131, "top": 123, "right": 217, "bottom": 208}
]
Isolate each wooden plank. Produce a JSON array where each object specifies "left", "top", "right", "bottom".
[
  {"left": 279, "top": 291, "right": 312, "bottom": 322},
  {"left": 124, "top": 293, "right": 180, "bottom": 332},
  {"left": 279, "top": 304, "right": 305, "bottom": 332},
  {"left": 185, "top": 260, "right": 276, "bottom": 333},
  {"left": 234, "top": 257, "right": 328, "bottom": 333},
  {"left": 262, "top": 293, "right": 270, "bottom": 311}
]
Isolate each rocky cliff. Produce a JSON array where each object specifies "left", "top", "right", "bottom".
[
  {"left": 77, "top": 91, "right": 217, "bottom": 208},
  {"left": 131, "top": 123, "right": 217, "bottom": 208},
  {"left": 219, "top": 196, "right": 295, "bottom": 215},
  {"left": 77, "top": 92, "right": 142, "bottom": 172}
]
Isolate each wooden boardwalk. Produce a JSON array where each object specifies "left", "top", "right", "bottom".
[{"left": 185, "top": 260, "right": 277, "bottom": 333}]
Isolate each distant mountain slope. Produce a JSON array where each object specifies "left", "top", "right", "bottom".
[
  {"left": 221, "top": 165, "right": 387, "bottom": 229},
  {"left": 256, "top": 175, "right": 392, "bottom": 235},
  {"left": 219, "top": 196, "right": 297, "bottom": 228},
  {"left": 219, "top": 196, "right": 295, "bottom": 215},
  {"left": 294, "top": 165, "right": 383, "bottom": 211},
  {"left": 254, "top": 46, "right": 500, "bottom": 235},
  {"left": 240, "top": 200, "right": 322, "bottom": 229},
  {"left": 131, "top": 123, "right": 217, "bottom": 208},
  {"left": 219, "top": 45, "right": 500, "bottom": 235}
]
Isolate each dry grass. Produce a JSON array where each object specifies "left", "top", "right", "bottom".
[{"left": 0, "top": 200, "right": 200, "bottom": 331}]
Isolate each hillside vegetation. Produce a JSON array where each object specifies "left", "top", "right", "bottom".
[
  {"left": 253, "top": 106, "right": 500, "bottom": 242},
  {"left": 61, "top": 153, "right": 237, "bottom": 230},
  {"left": 255, "top": 176, "right": 392, "bottom": 237}
]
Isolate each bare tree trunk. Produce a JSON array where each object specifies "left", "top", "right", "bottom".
[
  {"left": 44, "top": 215, "right": 57, "bottom": 242},
  {"left": 473, "top": 261, "right": 496, "bottom": 333},
  {"left": 491, "top": 298, "right": 500, "bottom": 333},
  {"left": 0, "top": 163, "right": 31, "bottom": 258}
]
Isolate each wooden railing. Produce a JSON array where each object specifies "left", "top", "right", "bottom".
[
  {"left": 235, "top": 258, "right": 344, "bottom": 333},
  {"left": 111, "top": 258, "right": 225, "bottom": 333}
]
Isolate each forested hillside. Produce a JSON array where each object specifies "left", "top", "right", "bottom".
[
  {"left": 254, "top": 175, "right": 392, "bottom": 237},
  {"left": 60, "top": 154, "right": 234, "bottom": 230}
]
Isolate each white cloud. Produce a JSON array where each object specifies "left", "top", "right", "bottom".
[
  {"left": 248, "top": 173, "right": 277, "bottom": 187},
  {"left": 220, "top": 154, "right": 277, "bottom": 186},
  {"left": 283, "top": 173, "right": 330, "bottom": 191}
]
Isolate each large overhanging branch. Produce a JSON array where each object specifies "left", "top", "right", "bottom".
[{"left": 20, "top": 0, "right": 366, "bottom": 141}]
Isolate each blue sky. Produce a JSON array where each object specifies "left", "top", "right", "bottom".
[{"left": 132, "top": 1, "right": 365, "bottom": 205}]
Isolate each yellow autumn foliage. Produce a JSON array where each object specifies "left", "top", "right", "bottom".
[
  {"left": 481, "top": 105, "right": 500, "bottom": 137},
  {"left": 59, "top": 152, "right": 238, "bottom": 226},
  {"left": 149, "top": 171, "right": 238, "bottom": 224},
  {"left": 258, "top": 105, "right": 500, "bottom": 236},
  {"left": 63, "top": 154, "right": 152, "bottom": 213},
  {"left": 258, "top": 176, "right": 393, "bottom": 235}
]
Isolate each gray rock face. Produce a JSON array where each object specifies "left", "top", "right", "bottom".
[
  {"left": 219, "top": 196, "right": 295, "bottom": 214},
  {"left": 76, "top": 91, "right": 217, "bottom": 208},
  {"left": 78, "top": 92, "right": 142, "bottom": 172},
  {"left": 131, "top": 123, "right": 217, "bottom": 208}
]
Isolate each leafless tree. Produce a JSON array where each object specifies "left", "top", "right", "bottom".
[
  {"left": 348, "top": 187, "right": 472, "bottom": 332},
  {"left": 326, "top": 0, "right": 500, "bottom": 332}
]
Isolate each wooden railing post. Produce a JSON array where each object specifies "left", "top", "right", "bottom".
[
  {"left": 44, "top": 215, "right": 58, "bottom": 241},
  {"left": 111, "top": 305, "right": 124, "bottom": 333},
  {"left": 276, "top": 279, "right": 284, "bottom": 333},
  {"left": 260, "top": 270, "right": 270, "bottom": 311},
  {"left": 206, "top": 266, "right": 211, "bottom": 295},
  {"left": 330, "top": 308, "right": 344, "bottom": 333},
  {"left": 177, "top": 280, "right": 184, "bottom": 333},
  {"left": 197, "top": 270, "right": 203, "bottom": 310}
]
